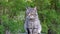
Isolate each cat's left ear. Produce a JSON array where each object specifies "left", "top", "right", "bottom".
[
  {"left": 34, "top": 7, "right": 37, "bottom": 12},
  {"left": 34, "top": 7, "right": 37, "bottom": 10}
]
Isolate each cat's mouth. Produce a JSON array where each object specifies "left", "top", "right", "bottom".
[
  {"left": 29, "top": 18, "right": 36, "bottom": 22},
  {"left": 30, "top": 17, "right": 35, "bottom": 20},
  {"left": 30, "top": 19, "right": 33, "bottom": 20}
]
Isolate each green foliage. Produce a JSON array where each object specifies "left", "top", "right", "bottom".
[
  {"left": 0, "top": 25, "right": 4, "bottom": 34},
  {"left": 38, "top": 9, "right": 60, "bottom": 34},
  {"left": 0, "top": 0, "right": 60, "bottom": 34},
  {"left": 57, "top": 0, "right": 60, "bottom": 8}
]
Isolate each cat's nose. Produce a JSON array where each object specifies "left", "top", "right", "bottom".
[{"left": 30, "top": 16, "right": 34, "bottom": 18}]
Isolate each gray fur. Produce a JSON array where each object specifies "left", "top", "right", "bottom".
[{"left": 24, "top": 7, "right": 42, "bottom": 34}]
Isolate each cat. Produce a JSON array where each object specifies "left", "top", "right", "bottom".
[{"left": 24, "top": 7, "right": 42, "bottom": 34}]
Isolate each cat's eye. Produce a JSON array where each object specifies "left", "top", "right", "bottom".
[{"left": 28, "top": 13, "right": 31, "bottom": 15}]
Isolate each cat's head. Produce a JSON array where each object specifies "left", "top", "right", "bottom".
[{"left": 26, "top": 7, "right": 38, "bottom": 20}]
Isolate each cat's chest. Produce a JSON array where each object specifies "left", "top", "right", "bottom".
[
  {"left": 27, "top": 20, "right": 39, "bottom": 28},
  {"left": 27, "top": 20, "right": 38, "bottom": 25}
]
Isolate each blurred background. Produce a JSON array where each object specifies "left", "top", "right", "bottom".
[{"left": 0, "top": 0, "right": 60, "bottom": 34}]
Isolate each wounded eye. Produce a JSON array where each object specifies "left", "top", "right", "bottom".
[{"left": 28, "top": 13, "right": 31, "bottom": 15}]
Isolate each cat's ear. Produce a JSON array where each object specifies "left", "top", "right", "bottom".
[
  {"left": 26, "top": 7, "right": 30, "bottom": 10},
  {"left": 34, "top": 7, "right": 37, "bottom": 10},
  {"left": 34, "top": 7, "right": 37, "bottom": 12}
]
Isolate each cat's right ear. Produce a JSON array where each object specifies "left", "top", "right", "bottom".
[
  {"left": 26, "top": 7, "right": 28, "bottom": 10},
  {"left": 26, "top": 7, "right": 30, "bottom": 10}
]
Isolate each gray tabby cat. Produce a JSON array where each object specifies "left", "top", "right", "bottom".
[{"left": 24, "top": 7, "right": 42, "bottom": 34}]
